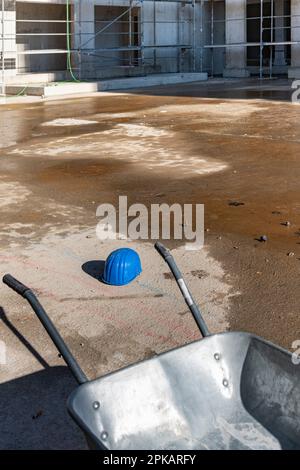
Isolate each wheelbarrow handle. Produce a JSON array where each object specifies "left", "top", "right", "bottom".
[
  {"left": 2, "top": 274, "right": 88, "bottom": 385},
  {"left": 154, "top": 242, "right": 170, "bottom": 260},
  {"left": 154, "top": 242, "right": 210, "bottom": 337},
  {"left": 3, "top": 274, "right": 30, "bottom": 297}
]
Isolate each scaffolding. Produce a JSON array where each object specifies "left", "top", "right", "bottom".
[
  {"left": 76, "top": 0, "right": 196, "bottom": 73},
  {"left": 1, "top": 0, "right": 300, "bottom": 95},
  {"left": 0, "top": 0, "right": 198, "bottom": 94},
  {"left": 204, "top": 0, "right": 296, "bottom": 79}
]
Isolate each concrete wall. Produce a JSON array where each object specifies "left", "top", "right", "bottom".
[
  {"left": 94, "top": 5, "right": 139, "bottom": 68},
  {"left": 201, "top": 0, "right": 225, "bottom": 75},
  {"left": 289, "top": 0, "right": 300, "bottom": 77},
  {"left": 16, "top": 2, "right": 67, "bottom": 73},
  {"left": 92, "top": 1, "right": 196, "bottom": 75},
  {"left": 223, "top": 0, "right": 249, "bottom": 77},
  {"left": 143, "top": 1, "right": 184, "bottom": 73}
]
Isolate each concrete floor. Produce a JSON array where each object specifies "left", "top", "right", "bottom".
[{"left": 0, "top": 77, "right": 300, "bottom": 448}]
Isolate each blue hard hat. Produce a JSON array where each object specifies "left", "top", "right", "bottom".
[{"left": 102, "top": 248, "right": 142, "bottom": 286}]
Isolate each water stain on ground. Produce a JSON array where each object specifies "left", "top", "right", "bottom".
[
  {"left": 65, "top": 327, "right": 158, "bottom": 380},
  {"left": 190, "top": 270, "right": 208, "bottom": 279},
  {"left": 0, "top": 78, "right": 300, "bottom": 350},
  {"left": 163, "top": 272, "right": 174, "bottom": 280}
]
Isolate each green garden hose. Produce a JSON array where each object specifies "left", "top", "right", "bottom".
[
  {"left": 66, "top": 0, "right": 80, "bottom": 82},
  {"left": 15, "top": 86, "right": 27, "bottom": 96}
]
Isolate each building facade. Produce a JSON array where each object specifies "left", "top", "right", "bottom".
[{"left": 1, "top": 0, "right": 300, "bottom": 85}]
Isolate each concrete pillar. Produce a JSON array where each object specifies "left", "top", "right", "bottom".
[
  {"left": 223, "top": 0, "right": 250, "bottom": 78},
  {"left": 274, "top": 0, "right": 286, "bottom": 68},
  {"left": 194, "top": 1, "right": 203, "bottom": 71},
  {"left": 178, "top": 2, "right": 194, "bottom": 72},
  {"left": 74, "top": 0, "right": 95, "bottom": 78},
  {"left": 288, "top": 0, "right": 300, "bottom": 78}
]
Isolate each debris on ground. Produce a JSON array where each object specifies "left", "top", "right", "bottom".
[
  {"left": 190, "top": 269, "right": 208, "bottom": 279},
  {"left": 228, "top": 201, "right": 245, "bottom": 207},
  {"left": 32, "top": 410, "right": 43, "bottom": 420},
  {"left": 163, "top": 272, "right": 174, "bottom": 280}
]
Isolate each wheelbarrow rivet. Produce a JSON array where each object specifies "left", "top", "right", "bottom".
[
  {"left": 214, "top": 353, "right": 221, "bottom": 361},
  {"left": 222, "top": 379, "right": 229, "bottom": 387},
  {"left": 92, "top": 401, "right": 100, "bottom": 410},
  {"left": 101, "top": 431, "right": 108, "bottom": 440}
]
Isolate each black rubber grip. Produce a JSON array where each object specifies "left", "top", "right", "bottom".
[
  {"left": 3, "top": 274, "right": 31, "bottom": 297},
  {"left": 154, "top": 242, "right": 170, "bottom": 260}
]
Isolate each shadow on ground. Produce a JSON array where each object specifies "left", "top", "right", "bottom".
[
  {"left": 82, "top": 260, "right": 105, "bottom": 281},
  {"left": 0, "top": 307, "right": 87, "bottom": 449},
  {"left": 117, "top": 78, "right": 294, "bottom": 103}
]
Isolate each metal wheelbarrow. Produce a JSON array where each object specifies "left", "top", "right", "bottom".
[{"left": 3, "top": 242, "right": 300, "bottom": 450}]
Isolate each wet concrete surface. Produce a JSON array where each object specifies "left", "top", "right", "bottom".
[
  {"left": 0, "top": 77, "right": 300, "bottom": 448},
  {"left": 1, "top": 78, "right": 300, "bottom": 340}
]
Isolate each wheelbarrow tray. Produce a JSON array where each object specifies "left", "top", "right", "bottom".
[{"left": 67, "top": 331, "right": 300, "bottom": 450}]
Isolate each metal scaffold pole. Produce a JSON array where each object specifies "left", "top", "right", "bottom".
[
  {"left": 140, "top": 0, "right": 144, "bottom": 66},
  {"left": 1, "top": 0, "right": 4, "bottom": 95},
  {"left": 153, "top": 0, "right": 156, "bottom": 67},
  {"left": 211, "top": 0, "right": 214, "bottom": 77},
  {"left": 200, "top": 0, "right": 204, "bottom": 73},
  {"left": 129, "top": 0, "right": 132, "bottom": 65},
  {"left": 260, "top": 0, "right": 264, "bottom": 79},
  {"left": 270, "top": 0, "right": 274, "bottom": 78},
  {"left": 192, "top": 0, "right": 196, "bottom": 72},
  {"left": 78, "top": 0, "right": 82, "bottom": 80}
]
